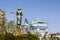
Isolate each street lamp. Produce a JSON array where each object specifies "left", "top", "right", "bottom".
[{"left": 10, "top": 11, "right": 14, "bottom": 21}]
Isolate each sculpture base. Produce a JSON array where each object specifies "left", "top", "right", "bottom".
[{"left": 13, "top": 29, "right": 21, "bottom": 36}]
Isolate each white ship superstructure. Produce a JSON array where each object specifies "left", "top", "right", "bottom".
[
  {"left": 21, "top": 18, "right": 49, "bottom": 39},
  {"left": 30, "top": 21, "right": 48, "bottom": 38}
]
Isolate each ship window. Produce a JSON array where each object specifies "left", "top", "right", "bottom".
[{"left": 32, "top": 26, "right": 47, "bottom": 30}]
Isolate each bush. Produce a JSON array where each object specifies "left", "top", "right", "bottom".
[{"left": 0, "top": 33, "right": 40, "bottom": 40}]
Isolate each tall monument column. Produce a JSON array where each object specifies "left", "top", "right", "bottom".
[
  {"left": 13, "top": 6, "right": 23, "bottom": 36},
  {"left": 16, "top": 6, "right": 23, "bottom": 29}
]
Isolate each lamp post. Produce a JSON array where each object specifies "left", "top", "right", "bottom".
[
  {"left": 10, "top": 11, "right": 14, "bottom": 21},
  {"left": 16, "top": 6, "right": 23, "bottom": 29}
]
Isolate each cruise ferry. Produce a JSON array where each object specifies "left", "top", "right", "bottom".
[
  {"left": 30, "top": 21, "right": 48, "bottom": 37},
  {"left": 22, "top": 19, "right": 48, "bottom": 38}
]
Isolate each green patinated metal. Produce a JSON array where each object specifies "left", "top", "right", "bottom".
[{"left": 16, "top": 6, "right": 23, "bottom": 29}]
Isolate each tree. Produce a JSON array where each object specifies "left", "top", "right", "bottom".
[
  {"left": 7, "top": 20, "right": 15, "bottom": 33},
  {"left": 8, "top": 21, "right": 15, "bottom": 28}
]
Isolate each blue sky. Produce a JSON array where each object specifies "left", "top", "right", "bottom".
[{"left": 0, "top": 0, "right": 60, "bottom": 33}]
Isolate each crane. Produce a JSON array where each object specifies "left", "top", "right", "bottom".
[{"left": 24, "top": 18, "right": 29, "bottom": 24}]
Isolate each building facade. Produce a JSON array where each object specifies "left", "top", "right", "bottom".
[
  {"left": 0, "top": 10, "right": 5, "bottom": 34},
  {"left": 0, "top": 10, "right": 5, "bottom": 25}
]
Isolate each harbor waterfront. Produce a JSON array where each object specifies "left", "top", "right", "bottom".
[{"left": 0, "top": 6, "right": 60, "bottom": 40}]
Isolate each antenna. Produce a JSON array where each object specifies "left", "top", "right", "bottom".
[
  {"left": 37, "top": 17, "right": 40, "bottom": 22},
  {"left": 24, "top": 18, "right": 29, "bottom": 24}
]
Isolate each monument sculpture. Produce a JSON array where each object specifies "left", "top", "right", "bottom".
[
  {"left": 16, "top": 6, "right": 23, "bottom": 29},
  {"left": 13, "top": 6, "right": 23, "bottom": 36}
]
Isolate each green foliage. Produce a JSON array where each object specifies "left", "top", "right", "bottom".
[
  {"left": 0, "top": 33, "right": 40, "bottom": 40},
  {"left": 0, "top": 34, "right": 5, "bottom": 40},
  {"left": 5, "top": 33, "right": 14, "bottom": 40}
]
